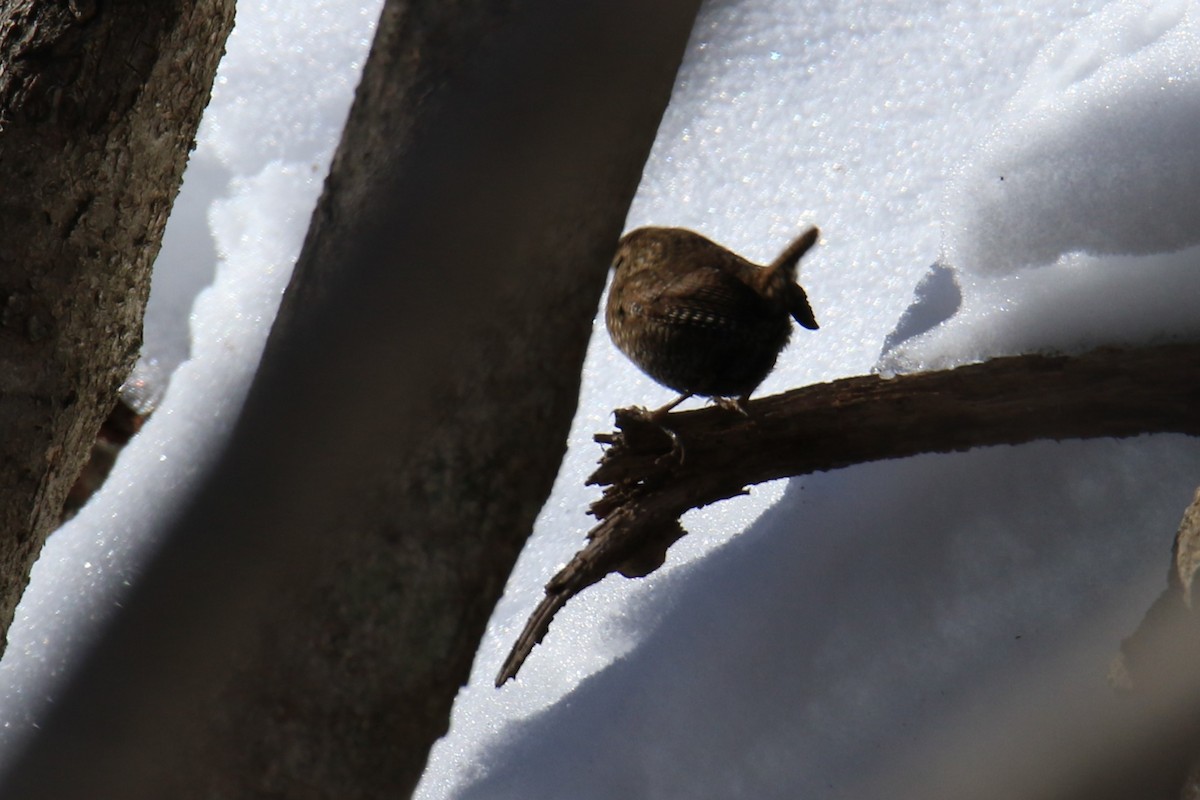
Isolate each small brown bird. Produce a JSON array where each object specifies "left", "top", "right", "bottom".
[{"left": 605, "top": 226, "right": 820, "bottom": 414}]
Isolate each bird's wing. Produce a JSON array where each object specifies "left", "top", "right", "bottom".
[{"left": 641, "top": 263, "right": 768, "bottom": 331}]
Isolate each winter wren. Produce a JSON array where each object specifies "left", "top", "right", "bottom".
[{"left": 605, "top": 226, "right": 819, "bottom": 414}]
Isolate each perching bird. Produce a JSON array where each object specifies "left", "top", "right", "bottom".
[{"left": 605, "top": 225, "right": 820, "bottom": 414}]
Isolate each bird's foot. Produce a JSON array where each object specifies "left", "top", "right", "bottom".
[
  {"left": 656, "top": 424, "right": 686, "bottom": 466},
  {"left": 713, "top": 395, "right": 752, "bottom": 417}
]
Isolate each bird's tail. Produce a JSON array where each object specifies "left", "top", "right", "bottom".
[
  {"left": 770, "top": 227, "right": 819, "bottom": 330},
  {"left": 787, "top": 282, "right": 818, "bottom": 330}
]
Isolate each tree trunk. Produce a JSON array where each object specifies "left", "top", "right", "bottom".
[
  {"left": 0, "top": 0, "right": 233, "bottom": 647},
  {"left": 190, "top": 2, "right": 705, "bottom": 796},
  {"left": 0, "top": 1, "right": 701, "bottom": 797}
]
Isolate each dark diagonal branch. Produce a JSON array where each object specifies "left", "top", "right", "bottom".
[{"left": 497, "top": 342, "right": 1200, "bottom": 685}]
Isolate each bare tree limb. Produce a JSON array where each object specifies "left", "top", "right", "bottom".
[{"left": 499, "top": 342, "right": 1200, "bottom": 684}]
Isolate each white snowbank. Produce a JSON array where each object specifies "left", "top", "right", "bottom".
[{"left": 883, "top": 0, "right": 1200, "bottom": 370}]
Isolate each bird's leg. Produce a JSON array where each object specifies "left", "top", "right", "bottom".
[{"left": 649, "top": 392, "right": 692, "bottom": 420}]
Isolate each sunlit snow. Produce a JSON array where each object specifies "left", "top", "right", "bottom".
[
  {"left": 423, "top": 1, "right": 1200, "bottom": 798},
  {"left": 0, "top": 1, "right": 1198, "bottom": 798}
]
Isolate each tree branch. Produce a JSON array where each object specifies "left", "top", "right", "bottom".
[{"left": 498, "top": 342, "right": 1200, "bottom": 684}]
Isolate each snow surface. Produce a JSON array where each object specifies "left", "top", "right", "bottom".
[
  {"left": 883, "top": 0, "right": 1200, "bottom": 371},
  {"left": 0, "top": 0, "right": 1198, "bottom": 797},
  {"left": 421, "top": 1, "right": 1200, "bottom": 797}
]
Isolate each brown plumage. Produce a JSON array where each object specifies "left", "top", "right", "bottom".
[{"left": 605, "top": 226, "right": 820, "bottom": 413}]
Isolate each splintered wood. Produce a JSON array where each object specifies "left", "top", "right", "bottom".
[{"left": 497, "top": 344, "right": 1200, "bottom": 685}]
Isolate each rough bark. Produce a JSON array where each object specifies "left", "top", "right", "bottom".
[
  {"left": 0, "top": 0, "right": 233, "bottom": 646},
  {"left": 0, "top": 1, "right": 701, "bottom": 797}
]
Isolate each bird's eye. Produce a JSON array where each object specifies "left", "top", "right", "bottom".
[{"left": 613, "top": 254, "right": 625, "bottom": 270}]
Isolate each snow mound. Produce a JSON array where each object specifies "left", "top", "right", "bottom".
[{"left": 883, "top": 0, "right": 1200, "bottom": 371}]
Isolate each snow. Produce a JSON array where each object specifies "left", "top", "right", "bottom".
[
  {"left": 883, "top": 0, "right": 1200, "bottom": 371},
  {"left": 421, "top": 1, "right": 1200, "bottom": 797},
  {"left": 1, "top": 0, "right": 1199, "bottom": 797}
]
